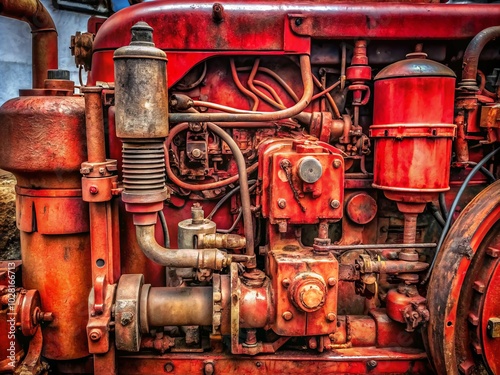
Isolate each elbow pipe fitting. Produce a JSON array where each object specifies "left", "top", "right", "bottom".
[
  {"left": 136, "top": 225, "right": 230, "bottom": 270},
  {"left": 0, "top": 0, "right": 58, "bottom": 88},
  {"left": 460, "top": 26, "right": 500, "bottom": 90}
]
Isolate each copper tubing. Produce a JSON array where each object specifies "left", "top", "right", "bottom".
[
  {"left": 230, "top": 59, "right": 259, "bottom": 111},
  {"left": 461, "top": 26, "right": 500, "bottom": 85},
  {"left": 82, "top": 87, "right": 106, "bottom": 163},
  {"left": 165, "top": 123, "right": 259, "bottom": 190},
  {"left": 0, "top": 0, "right": 58, "bottom": 88},
  {"left": 165, "top": 120, "right": 255, "bottom": 259},
  {"left": 169, "top": 55, "right": 313, "bottom": 123},
  {"left": 145, "top": 286, "right": 213, "bottom": 327},
  {"left": 135, "top": 225, "right": 229, "bottom": 270},
  {"left": 248, "top": 58, "right": 284, "bottom": 109},
  {"left": 236, "top": 66, "right": 299, "bottom": 102},
  {"left": 311, "top": 80, "right": 341, "bottom": 101},
  {"left": 312, "top": 75, "right": 341, "bottom": 119}
]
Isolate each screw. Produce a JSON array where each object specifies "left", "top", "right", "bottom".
[
  {"left": 277, "top": 198, "right": 287, "bottom": 209},
  {"left": 333, "top": 159, "right": 342, "bottom": 169},
  {"left": 89, "top": 329, "right": 101, "bottom": 341},
  {"left": 330, "top": 199, "right": 340, "bottom": 209},
  {"left": 295, "top": 18, "right": 303, "bottom": 26},
  {"left": 256, "top": 361, "right": 262, "bottom": 368},
  {"left": 164, "top": 362, "right": 174, "bottom": 373},
  {"left": 327, "top": 277, "right": 337, "bottom": 286},
  {"left": 282, "top": 278, "right": 291, "bottom": 288},
  {"left": 367, "top": 360, "right": 378, "bottom": 370},
  {"left": 326, "top": 312, "right": 336, "bottom": 322},
  {"left": 99, "top": 167, "right": 106, "bottom": 175},
  {"left": 282, "top": 311, "right": 293, "bottom": 321}
]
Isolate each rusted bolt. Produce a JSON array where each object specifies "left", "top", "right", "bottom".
[
  {"left": 89, "top": 329, "right": 101, "bottom": 341},
  {"left": 282, "top": 311, "right": 293, "bottom": 321},
  {"left": 36, "top": 311, "right": 54, "bottom": 323},
  {"left": 330, "top": 199, "right": 340, "bottom": 209},
  {"left": 277, "top": 198, "right": 287, "bottom": 209},
  {"left": 327, "top": 277, "right": 337, "bottom": 286},
  {"left": 191, "top": 148, "right": 203, "bottom": 159},
  {"left": 204, "top": 362, "right": 215, "bottom": 375},
  {"left": 367, "top": 360, "right": 378, "bottom": 370},
  {"left": 89, "top": 185, "right": 99, "bottom": 195},
  {"left": 164, "top": 362, "right": 174, "bottom": 372},
  {"left": 99, "top": 167, "right": 106, "bottom": 175},
  {"left": 255, "top": 361, "right": 262, "bottom": 368},
  {"left": 120, "top": 311, "right": 134, "bottom": 326},
  {"left": 281, "top": 278, "right": 291, "bottom": 288},
  {"left": 326, "top": 312, "right": 336, "bottom": 322},
  {"left": 212, "top": 3, "right": 224, "bottom": 23},
  {"left": 333, "top": 159, "right": 342, "bottom": 169}
]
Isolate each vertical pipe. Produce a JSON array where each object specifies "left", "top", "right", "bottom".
[
  {"left": 82, "top": 87, "right": 107, "bottom": 163},
  {"left": 0, "top": 0, "right": 58, "bottom": 88}
]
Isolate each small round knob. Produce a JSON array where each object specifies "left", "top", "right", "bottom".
[{"left": 298, "top": 156, "right": 323, "bottom": 184}]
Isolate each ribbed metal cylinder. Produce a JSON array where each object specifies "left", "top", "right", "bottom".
[{"left": 122, "top": 140, "right": 166, "bottom": 195}]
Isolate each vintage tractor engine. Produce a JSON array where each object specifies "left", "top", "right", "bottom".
[{"left": 1, "top": 1, "right": 500, "bottom": 374}]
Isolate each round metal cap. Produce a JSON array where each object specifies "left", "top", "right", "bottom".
[
  {"left": 375, "top": 53, "right": 456, "bottom": 80},
  {"left": 47, "top": 69, "right": 70, "bottom": 80},
  {"left": 114, "top": 21, "right": 166, "bottom": 61},
  {"left": 298, "top": 156, "right": 323, "bottom": 184}
]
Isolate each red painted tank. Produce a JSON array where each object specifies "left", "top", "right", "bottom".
[
  {"left": 370, "top": 53, "right": 456, "bottom": 202},
  {"left": 0, "top": 85, "right": 92, "bottom": 360}
]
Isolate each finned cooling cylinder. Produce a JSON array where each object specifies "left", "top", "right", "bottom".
[{"left": 114, "top": 21, "right": 169, "bottom": 139}]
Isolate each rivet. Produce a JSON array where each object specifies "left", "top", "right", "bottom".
[
  {"left": 330, "top": 199, "right": 340, "bottom": 209},
  {"left": 282, "top": 311, "right": 293, "bottom": 321},
  {"left": 277, "top": 198, "right": 287, "bottom": 209}
]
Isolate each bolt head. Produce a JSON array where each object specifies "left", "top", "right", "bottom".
[
  {"left": 282, "top": 278, "right": 291, "bottom": 288},
  {"left": 326, "top": 312, "right": 336, "bottom": 322},
  {"left": 330, "top": 199, "right": 340, "bottom": 209},
  {"left": 333, "top": 159, "right": 342, "bottom": 169},
  {"left": 89, "top": 186, "right": 99, "bottom": 195},
  {"left": 282, "top": 311, "right": 293, "bottom": 321},
  {"left": 327, "top": 277, "right": 337, "bottom": 286},
  {"left": 277, "top": 198, "right": 287, "bottom": 209},
  {"left": 164, "top": 362, "right": 174, "bottom": 373}
]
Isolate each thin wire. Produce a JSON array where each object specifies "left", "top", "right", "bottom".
[
  {"left": 206, "top": 180, "right": 257, "bottom": 220},
  {"left": 422, "top": 147, "right": 500, "bottom": 285},
  {"left": 217, "top": 209, "right": 243, "bottom": 233},
  {"left": 158, "top": 210, "right": 170, "bottom": 248}
]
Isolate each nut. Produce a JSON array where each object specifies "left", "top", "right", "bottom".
[
  {"left": 89, "top": 329, "right": 101, "bottom": 341},
  {"left": 333, "top": 159, "right": 342, "bottom": 169}
]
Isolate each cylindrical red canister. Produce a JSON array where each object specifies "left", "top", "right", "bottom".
[
  {"left": 0, "top": 82, "right": 92, "bottom": 360},
  {"left": 370, "top": 53, "right": 456, "bottom": 202}
]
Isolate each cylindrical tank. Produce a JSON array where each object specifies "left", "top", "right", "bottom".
[
  {"left": 114, "top": 21, "right": 169, "bottom": 139},
  {"left": 0, "top": 81, "right": 92, "bottom": 360},
  {"left": 370, "top": 53, "right": 456, "bottom": 202}
]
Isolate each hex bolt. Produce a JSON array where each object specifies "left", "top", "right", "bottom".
[
  {"left": 282, "top": 311, "right": 293, "bottom": 321},
  {"left": 330, "top": 199, "right": 340, "bottom": 209},
  {"left": 326, "top": 312, "right": 336, "bottom": 322},
  {"left": 89, "top": 185, "right": 99, "bottom": 195},
  {"left": 327, "top": 277, "right": 337, "bottom": 286},
  {"left": 367, "top": 360, "right": 378, "bottom": 370},
  {"left": 282, "top": 278, "right": 291, "bottom": 288},
  {"left": 333, "top": 159, "right": 342, "bottom": 169},
  {"left": 277, "top": 198, "right": 287, "bottom": 209},
  {"left": 89, "top": 329, "right": 101, "bottom": 341},
  {"left": 99, "top": 167, "right": 106, "bottom": 175},
  {"left": 164, "top": 362, "right": 174, "bottom": 373}
]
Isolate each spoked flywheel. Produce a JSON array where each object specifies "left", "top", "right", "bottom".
[{"left": 427, "top": 180, "right": 500, "bottom": 375}]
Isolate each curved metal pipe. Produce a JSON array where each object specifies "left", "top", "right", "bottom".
[
  {"left": 136, "top": 225, "right": 229, "bottom": 270},
  {"left": 461, "top": 26, "right": 500, "bottom": 85},
  {"left": 169, "top": 55, "right": 313, "bottom": 123},
  {"left": 0, "top": 0, "right": 58, "bottom": 88}
]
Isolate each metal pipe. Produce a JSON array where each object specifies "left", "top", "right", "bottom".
[
  {"left": 0, "top": 0, "right": 58, "bottom": 88},
  {"left": 82, "top": 87, "right": 106, "bottom": 163},
  {"left": 169, "top": 55, "right": 313, "bottom": 123},
  {"left": 146, "top": 287, "right": 213, "bottom": 327},
  {"left": 461, "top": 26, "right": 500, "bottom": 85},
  {"left": 135, "top": 225, "right": 229, "bottom": 270}
]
